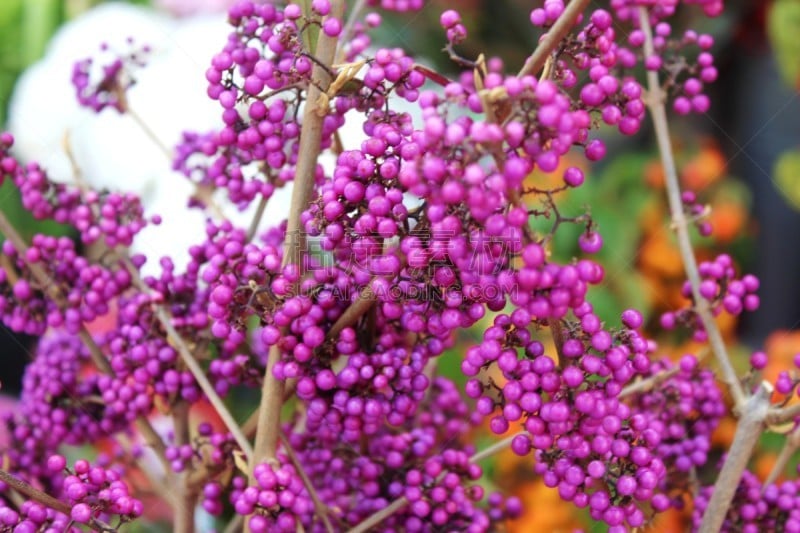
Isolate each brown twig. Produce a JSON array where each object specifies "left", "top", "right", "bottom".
[
  {"left": 638, "top": 7, "right": 745, "bottom": 408},
  {"left": 768, "top": 402, "right": 800, "bottom": 425},
  {"left": 619, "top": 365, "right": 681, "bottom": 398},
  {"left": 763, "top": 424, "right": 800, "bottom": 488},
  {"left": 346, "top": 497, "right": 407, "bottom": 533},
  {"left": 698, "top": 383, "right": 771, "bottom": 533},
  {"left": 246, "top": 194, "right": 268, "bottom": 243},
  {"left": 279, "top": 430, "right": 335, "bottom": 533},
  {"left": 124, "top": 100, "right": 226, "bottom": 220},
  {"left": 326, "top": 286, "right": 376, "bottom": 342},
  {"left": 548, "top": 318, "right": 567, "bottom": 368},
  {"left": 250, "top": 0, "right": 345, "bottom": 478},
  {"left": 641, "top": 6, "right": 757, "bottom": 530},
  {"left": 0, "top": 469, "right": 115, "bottom": 532},
  {"left": 157, "top": 305, "right": 253, "bottom": 459},
  {"left": 517, "top": 0, "right": 592, "bottom": 78},
  {"left": 115, "top": 432, "right": 177, "bottom": 508},
  {"left": 336, "top": 0, "right": 367, "bottom": 64}
]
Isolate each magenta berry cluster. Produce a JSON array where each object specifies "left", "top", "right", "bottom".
[
  {"left": 681, "top": 190, "right": 714, "bottom": 236},
  {"left": 0, "top": 136, "right": 151, "bottom": 248},
  {"left": 1, "top": 0, "right": 795, "bottom": 532},
  {"left": 237, "top": 462, "right": 314, "bottom": 533},
  {"left": 58, "top": 457, "right": 143, "bottom": 525},
  {"left": 72, "top": 38, "right": 150, "bottom": 113},
  {"left": 0, "top": 454, "right": 140, "bottom": 531},
  {"left": 693, "top": 470, "right": 800, "bottom": 532},
  {"left": 661, "top": 253, "right": 760, "bottom": 340}
]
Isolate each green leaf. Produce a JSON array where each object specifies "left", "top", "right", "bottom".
[
  {"left": 767, "top": 0, "right": 800, "bottom": 89},
  {"left": 774, "top": 148, "right": 800, "bottom": 210}
]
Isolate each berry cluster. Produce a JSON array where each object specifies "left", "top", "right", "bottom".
[
  {"left": 234, "top": 461, "right": 313, "bottom": 532},
  {"left": 366, "top": 0, "right": 424, "bottom": 12},
  {"left": 661, "top": 253, "right": 760, "bottom": 340},
  {"left": 0, "top": 454, "right": 140, "bottom": 532},
  {"left": 693, "top": 470, "right": 800, "bottom": 532},
  {"left": 55, "top": 456, "right": 143, "bottom": 526},
  {"left": 273, "top": 376, "right": 511, "bottom": 531},
  {"left": 72, "top": 38, "right": 150, "bottom": 113},
  {"left": 0, "top": 234, "right": 132, "bottom": 336},
  {"left": 186, "top": 0, "right": 343, "bottom": 206},
  {"left": 0, "top": 0, "right": 772, "bottom": 531},
  {"left": 468, "top": 306, "right": 674, "bottom": 529},
  {"left": 629, "top": 355, "right": 724, "bottom": 476},
  {"left": 0, "top": 135, "right": 151, "bottom": 247},
  {"left": 0, "top": 499, "right": 78, "bottom": 533}
]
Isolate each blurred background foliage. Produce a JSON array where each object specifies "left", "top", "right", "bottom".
[{"left": 0, "top": 1, "right": 798, "bottom": 532}]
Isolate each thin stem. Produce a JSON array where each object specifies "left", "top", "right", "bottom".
[
  {"left": 0, "top": 211, "right": 61, "bottom": 304},
  {"left": 337, "top": 0, "right": 367, "bottom": 63},
  {"left": 539, "top": 54, "right": 556, "bottom": 82},
  {"left": 62, "top": 131, "right": 90, "bottom": 191},
  {"left": 698, "top": 384, "right": 771, "bottom": 533},
  {"left": 156, "top": 306, "right": 253, "bottom": 459},
  {"left": 173, "top": 401, "right": 196, "bottom": 533},
  {"left": 470, "top": 431, "right": 526, "bottom": 462},
  {"left": 251, "top": 0, "right": 345, "bottom": 475},
  {"left": 347, "top": 431, "right": 526, "bottom": 532},
  {"left": 118, "top": 255, "right": 252, "bottom": 459},
  {"left": 768, "top": 402, "right": 800, "bottom": 425},
  {"left": 279, "top": 430, "right": 335, "bottom": 533},
  {"left": 77, "top": 327, "right": 113, "bottom": 374},
  {"left": 620, "top": 351, "right": 707, "bottom": 399},
  {"left": 324, "top": 249, "right": 404, "bottom": 344},
  {"left": 517, "top": 0, "right": 591, "bottom": 78},
  {"left": 0, "top": 469, "right": 114, "bottom": 532},
  {"left": 638, "top": 7, "right": 746, "bottom": 408},
  {"left": 125, "top": 99, "right": 225, "bottom": 220},
  {"left": 133, "top": 418, "right": 172, "bottom": 474},
  {"left": 326, "top": 285, "right": 375, "bottom": 342},
  {"left": 347, "top": 498, "right": 407, "bottom": 533},
  {"left": 5, "top": 485, "right": 25, "bottom": 509},
  {"left": 246, "top": 194, "right": 268, "bottom": 243},
  {"left": 620, "top": 366, "right": 681, "bottom": 398},
  {"left": 115, "top": 432, "right": 177, "bottom": 508},
  {"left": 763, "top": 424, "right": 800, "bottom": 488},
  {"left": 126, "top": 106, "right": 172, "bottom": 159},
  {"left": 240, "top": 380, "right": 299, "bottom": 441}
]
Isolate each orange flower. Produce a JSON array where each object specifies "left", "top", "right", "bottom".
[
  {"left": 639, "top": 229, "right": 684, "bottom": 279},
  {"left": 707, "top": 201, "right": 747, "bottom": 243},
  {"left": 681, "top": 145, "right": 727, "bottom": 191},
  {"left": 507, "top": 479, "right": 584, "bottom": 533}
]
